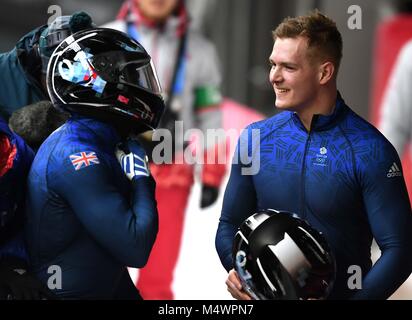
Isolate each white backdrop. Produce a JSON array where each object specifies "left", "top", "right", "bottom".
[{"left": 173, "top": 177, "right": 232, "bottom": 300}]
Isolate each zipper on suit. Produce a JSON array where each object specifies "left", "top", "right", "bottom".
[
  {"left": 300, "top": 133, "right": 311, "bottom": 219},
  {"left": 300, "top": 115, "right": 318, "bottom": 219}
]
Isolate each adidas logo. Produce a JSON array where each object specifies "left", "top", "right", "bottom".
[{"left": 387, "top": 162, "right": 402, "bottom": 178}]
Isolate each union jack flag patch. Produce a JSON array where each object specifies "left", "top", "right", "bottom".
[{"left": 69, "top": 151, "right": 100, "bottom": 171}]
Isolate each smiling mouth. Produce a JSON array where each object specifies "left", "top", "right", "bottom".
[{"left": 276, "top": 88, "right": 290, "bottom": 94}]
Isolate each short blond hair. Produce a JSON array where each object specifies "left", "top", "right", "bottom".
[{"left": 273, "top": 10, "right": 342, "bottom": 70}]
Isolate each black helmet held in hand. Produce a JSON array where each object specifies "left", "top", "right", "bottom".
[
  {"left": 46, "top": 27, "right": 165, "bottom": 134},
  {"left": 232, "top": 209, "right": 336, "bottom": 300}
]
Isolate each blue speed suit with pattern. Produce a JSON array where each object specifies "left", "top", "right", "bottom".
[
  {"left": 25, "top": 115, "right": 158, "bottom": 299},
  {"left": 216, "top": 93, "right": 412, "bottom": 299}
]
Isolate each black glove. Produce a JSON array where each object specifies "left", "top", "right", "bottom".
[
  {"left": 200, "top": 184, "right": 219, "bottom": 209},
  {"left": 0, "top": 257, "right": 57, "bottom": 300}
]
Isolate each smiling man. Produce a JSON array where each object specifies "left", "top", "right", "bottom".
[{"left": 215, "top": 10, "right": 412, "bottom": 300}]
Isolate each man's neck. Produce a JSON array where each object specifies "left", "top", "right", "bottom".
[{"left": 296, "top": 89, "right": 338, "bottom": 131}]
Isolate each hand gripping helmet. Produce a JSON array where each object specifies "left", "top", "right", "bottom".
[
  {"left": 232, "top": 209, "right": 336, "bottom": 300},
  {"left": 46, "top": 27, "right": 165, "bottom": 134}
]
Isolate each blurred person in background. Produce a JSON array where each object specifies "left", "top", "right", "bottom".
[
  {"left": 104, "top": 0, "right": 226, "bottom": 299},
  {"left": 25, "top": 27, "right": 163, "bottom": 299},
  {"left": 0, "top": 12, "right": 93, "bottom": 120},
  {"left": 9, "top": 101, "right": 69, "bottom": 152},
  {"left": 0, "top": 115, "right": 57, "bottom": 299},
  {"left": 0, "top": 12, "right": 92, "bottom": 300}
]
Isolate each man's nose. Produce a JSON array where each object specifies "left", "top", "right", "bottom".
[{"left": 269, "top": 66, "right": 282, "bottom": 84}]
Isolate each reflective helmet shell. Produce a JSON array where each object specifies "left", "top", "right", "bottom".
[
  {"left": 232, "top": 209, "right": 336, "bottom": 300},
  {"left": 47, "top": 27, "right": 165, "bottom": 134}
]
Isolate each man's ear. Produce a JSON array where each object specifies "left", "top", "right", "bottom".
[{"left": 319, "top": 61, "right": 335, "bottom": 85}]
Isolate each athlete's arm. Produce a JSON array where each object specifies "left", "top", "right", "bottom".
[
  {"left": 353, "top": 140, "right": 412, "bottom": 299},
  {"left": 216, "top": 127, "right": 258, "bottom": 271},
  {"left": 51, "top": 153, "right": 158, "bottom": 268}
]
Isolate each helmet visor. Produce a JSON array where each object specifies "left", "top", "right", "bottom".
[{"left": 90, "top": 51, "right": 162, "bottom": 95}]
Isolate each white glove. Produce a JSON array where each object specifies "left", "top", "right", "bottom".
[{"left": 115, "top": 140, "right": 150, "bottom": 181}]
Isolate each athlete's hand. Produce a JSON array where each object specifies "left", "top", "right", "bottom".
[
  {"left": 226, "top": 269, "right": 252, "bottom": 300},
  {"left": 115, "top": 139, "right": 150, "bottom": 181}
]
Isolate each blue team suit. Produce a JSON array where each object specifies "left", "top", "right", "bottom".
[
  {"left": 216, "top": 93, "right": 412, "bottom": 299},
  {"left": 25, "top": 115, "right": 158, "bottom": 299}
]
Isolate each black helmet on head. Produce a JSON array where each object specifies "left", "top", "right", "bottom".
[
  {"left": 46, "top": 27, "right": 165, "bottom": 134},
  {"left": 232, "top": 209, "right": 336, "bottom": 300}
]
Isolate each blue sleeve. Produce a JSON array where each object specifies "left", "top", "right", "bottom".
[
  {"left": 51, "top": 155, "right": 158, "bottom": 268},
  {"left": 215, "top": 127, "right": 257, "bottom": 271},
  {"left": 353, "top": 140, "right": 412, "bottom": 299}
]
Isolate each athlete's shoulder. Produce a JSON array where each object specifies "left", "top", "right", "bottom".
[
  {"left": 344, "top": 108, "right": 393, "bottom": 146},
  {"left": 342, "top": 108, "right": 400, "bottom": 167},
  {"left": 246, "top": 110, "right": 292, "bottom": 136},
  {"left": 42, "top": 120, "right": 92, "bottom": 153},
  {"left": 40, "top": 120, "right": 106, "bottom": 171},
  {"left": 235, "top": 111, "right": 293, "bottom": 156}
]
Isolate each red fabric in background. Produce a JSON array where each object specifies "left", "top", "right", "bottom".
[
  {"left": 0, "top": 134, "right": 16, "bottom": 177},
  {"left": 137, "top": 180, "right": 191, "bottom": 300},
  {"left": 370, "top": 14, "right": 412, "bottom": 201}
]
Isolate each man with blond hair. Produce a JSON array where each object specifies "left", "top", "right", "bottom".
[{"left": 216, "top": 11, "right": 412, "bottom": 300}]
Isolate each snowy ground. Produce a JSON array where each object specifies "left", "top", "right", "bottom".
[{"left": 173, "top": 178, "right": 232, "bottom": 300}]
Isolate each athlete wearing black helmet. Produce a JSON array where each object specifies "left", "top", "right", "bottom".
[
  {"left": 46, "top": 27, "right": 164, "bottom": 135},
  {"left": 25, "top": 27, "right": 164, "bottom": 299}
]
